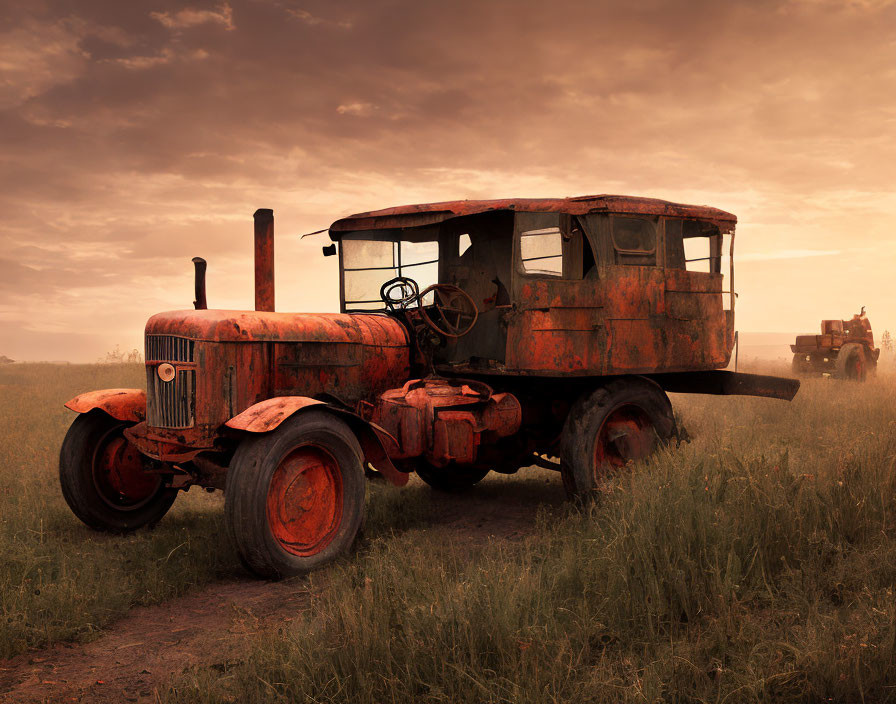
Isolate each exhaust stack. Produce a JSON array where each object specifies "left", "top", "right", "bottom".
[
  {"left": 192, "top": 257, "right": 207, "bottom": 310},
  {"left": 253, "top": 208, "right": 275, "bottom": 312}
]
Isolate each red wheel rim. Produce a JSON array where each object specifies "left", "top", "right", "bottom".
[
  {"left": 853, "top": 355, "right": 866, "bottom": 380},
  {"left": 93, "top": 431, "right": 160, "bottom": 509},
  {"left": 266, "top": 445, "right": 343, "bottom": 557},
  {"left": 593, "top": 404, "right": 656, "bottom": 475}
]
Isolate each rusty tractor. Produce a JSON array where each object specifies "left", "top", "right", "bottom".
[
  {"left": 790, "top": 308, "right": 880, "bottom": 381},
  {"left": 60, "top": 195, "right": 799, "bottom": 578}
]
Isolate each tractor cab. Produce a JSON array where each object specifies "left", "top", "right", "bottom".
[{"left": 329, "top": 195, "right": 738, "bottom": 377}]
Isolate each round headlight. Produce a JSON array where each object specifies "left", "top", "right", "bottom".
[{"left": 158, "top": 363, "right": 176, "bottom": 382}]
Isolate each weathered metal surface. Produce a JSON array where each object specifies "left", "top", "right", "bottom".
[
  {"left": 329, "top": 195, "right": 736, "bottom": 235},
  {"left": 143, "top": 311, "right": 410, "bottom": 447},
  {"left": 650, "top": 371, "right": 800, "bottom": 401},
  {"left": 254, "top": 209, "right": 275, "bottom": 312},
  {"left": 266, "top": 445, "right": 342, "bottom": 556},
  {"left": 97, "top": 434, "right": 160, "bottom": 502},
  {"left": 65, "top": 389, "right": 146, "bottom": 423},
  {"left": 123, "top": 422, "right": 206, "bottom": 462},
  {"left": 790, "top": 309, "right": 880, "bottom": 377},
  {"left": 226, "top": 396, "right": 326, "bottom": 433},
  {"left": 362, "top": 378, "right": 522, "bottom": 467},
  {"left": 790, "top": 310, "right": 880, "bottom": 359}
]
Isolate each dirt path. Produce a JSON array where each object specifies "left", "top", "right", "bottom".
[{"left": 0, "top": 474, "right": 564, "bottom": 703}]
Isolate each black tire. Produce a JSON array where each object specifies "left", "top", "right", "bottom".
[
  {"left": 416, "top": 462, "right": 490, "bottom": 492},
  {"left": 59, "top": 411, "right": 177, "bottom": 532},
  {"left": 559, "top": 376, "right": 675, "bottom": 498},
  {"left": 224, "top": 410, "right": 366, "bottom": 579},
  {"left": 835, "top": 343, "right": 867, "bottom": 381}
]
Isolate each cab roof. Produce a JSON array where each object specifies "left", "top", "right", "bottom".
[{"left": 329, "top": 194, "right": 737, "bottom": 239}]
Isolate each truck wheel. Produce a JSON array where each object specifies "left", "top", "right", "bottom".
[
  {"left": 835, "top": 343, "right": 867, "bottom": 381},
  {"left": 415, "top": 462, "right": 490, "bottom": 492},
  {"left": 225, "top": 411, "right": 366, "bottom": 579},
  {"left": 559, "top": 377, "right": 675, "bottom": 498},
  {"left": 59, "top": 411, "right": 177, "bottom": 532}
]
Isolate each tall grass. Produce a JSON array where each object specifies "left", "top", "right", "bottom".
[
  {"left": 0, "top": 364, "right": 237, "bottom": 658},
  {"left": 165, "top": 371, "right": 896, "bottom": 703}
]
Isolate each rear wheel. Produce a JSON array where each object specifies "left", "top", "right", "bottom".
[
  {"left": 416, "top": 462, "right": 490, "bottom": 492},
  {"left": 225, "top": 411, "right": 366, "bottom": 579},
  {"left": 559, "top": 377, "right": 675, "bottom": 498},
  {"left": 59, "top": 411, "right": 177, "bottom": 532},
  {"left": 835, "top": 343, "right": 867, "bottom": 381}
]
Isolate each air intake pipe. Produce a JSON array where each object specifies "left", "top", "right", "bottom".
[
  {"left": 192, "top": 257, "right": 207, "bottom": 310},
  {"left": 254, "top": 208, "right": 275, "bottom": 312}
]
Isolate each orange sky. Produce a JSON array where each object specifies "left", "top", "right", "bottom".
[{"left": 2, "top": 0, "right": 895, "bottom": 361}]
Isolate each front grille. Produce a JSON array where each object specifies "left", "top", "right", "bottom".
[
  {"left": 147, "top": 368, "right": 196, "bottom": 428},
  {"left": 146, "top": 335, "right": 194, "bottom": 362},
  {"left": 146, "top": 335, "right": 196, "bottom": 429}
]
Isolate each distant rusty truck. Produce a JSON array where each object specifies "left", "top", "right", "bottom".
[
  {"left": 61, "top": 195, "right": 799, "bottom": 578},
  {"left": 791, "top": 308, "right": 880, "bottom": 380}
]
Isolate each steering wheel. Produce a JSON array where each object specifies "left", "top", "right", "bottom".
[
  {"left": 380, "top": 276, "right": 419, "bottom": 311},
  {"left": 418, "top": 284, "right": 479, "bottom": 338}
]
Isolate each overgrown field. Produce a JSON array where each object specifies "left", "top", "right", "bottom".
[
  {"left": 0, "top": 363, "right": 234, "bottom": 659},
  {"left": 2, "top": 362, "right": 896, "bottom": 702}
]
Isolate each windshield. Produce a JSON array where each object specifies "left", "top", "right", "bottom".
[{"left": 341, "top": 236, "right": 440, "bottom": 311}]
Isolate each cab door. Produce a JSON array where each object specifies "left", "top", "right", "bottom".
[{"left": 505, "top": 213, "right": 608, "bottom": 374}]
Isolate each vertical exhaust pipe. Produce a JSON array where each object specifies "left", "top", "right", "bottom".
[
  {"left": 192, "top": 257, "right": 207, "bottom": 310},
  {"left": 254, "top": 208, "right": 275, "bottom": 312}
]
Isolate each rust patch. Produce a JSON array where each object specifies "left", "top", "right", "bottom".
[{"left": 64, "top": 389, "right": 146, "bottom": 423}]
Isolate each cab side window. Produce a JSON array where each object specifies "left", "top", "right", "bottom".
[
  {"left": 611, "top": 216, "right": 656, "bottom": 266},
  {"left": 520, "top": 227, "right": 563, "bottom": 276}
]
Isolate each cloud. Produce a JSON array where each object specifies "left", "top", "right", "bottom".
[
  {"left": 150, "top": 3, "right": 234, "bottom": 31},
  {"left": 336, "top": 101, "right": 377, "bottom": 116},
  {"left": 286, "top": 7, "right": 352, "bottom": 28},
  {"left": 2, "top": 0, "right": 896, "bottom": 358}
]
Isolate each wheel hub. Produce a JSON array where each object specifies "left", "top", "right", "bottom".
[
  {"left": 594, "top": 405, "right": 656, "bottom": 471},
  {"left": 95, "top": 435, "right": 160, "bottom": 505},
  {"left": 267, "top": 446, "right": 343, "bottom": 556}
]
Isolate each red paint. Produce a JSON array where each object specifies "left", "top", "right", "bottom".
[
  {"left": 361, "top": 378, "right": 522, "bottom": 467},
  {"left": 65, "top": 389, "right": 146, "bottom": 423},
  {"left": 330, "top": 194, "right": 736, "bottom": 234},
  {"left": 593, "top": 405, "right": 655, "bottom": 473},
  {"left": 226, "top": 396, "right": 326, "bottom": 433},
  {"left": 266, "top": 445, "right": 343, "bottom": 556}
]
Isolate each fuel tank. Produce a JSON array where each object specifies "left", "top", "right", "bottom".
[
  {"left": 144, "top": 309, "right": 410, "bottom": 443},
  {"left": 360, "top": 378, "right": 522, "bottom": 467}
]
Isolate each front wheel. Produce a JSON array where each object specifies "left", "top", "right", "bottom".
[
  {"left": 225, "top": 411, "right": 366, "bottom": 579},
  {"left": 559, "top": 377, "right": 676, "bottom": 498},
  {"left": 59, "top": 411, "right": 177, "bottom": 532}
]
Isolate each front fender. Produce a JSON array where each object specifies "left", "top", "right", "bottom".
[
  {"left": 225, "top": 396, "right": 327, "bottom": 433},
  {"left": 225, "top": 396, "right": 408, "bottom": 487},
  {"left": 64, "top": 388, "right": 146, "bottom": 423}
]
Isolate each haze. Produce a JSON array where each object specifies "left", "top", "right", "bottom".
[{"left": 2, "top": 0, "right": 894, "bottom": 362}]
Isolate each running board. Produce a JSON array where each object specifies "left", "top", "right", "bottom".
[{"left": 647, "top": 371, "right": 800, "bottom": 401}]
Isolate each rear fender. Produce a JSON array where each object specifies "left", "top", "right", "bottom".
[
  {"left": 225, "top": 397, "right": 408, "bottom": 487},
  {"left": 64, "top": 389, "right": 146, "bottom": 423}
]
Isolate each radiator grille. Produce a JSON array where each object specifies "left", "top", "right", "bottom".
[
  {"left": 147, "top": 369, "right": 196, "bottom": 428},
  {"left": 146, "top": 335, "right": 194, "bottom": 362}
]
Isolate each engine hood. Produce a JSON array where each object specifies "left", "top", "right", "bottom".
[{"left": 145, "top": 309, "right": 409, "bottom": 348}]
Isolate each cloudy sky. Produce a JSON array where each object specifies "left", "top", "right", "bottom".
[{"left": 2, "top": 0, "right": 895, "bottom": 361}]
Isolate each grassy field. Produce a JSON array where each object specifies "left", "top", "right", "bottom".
[
  {"left": 0, "top": 363, "right": 236, "bottom": 659},
  {"left": 2, "top": 362, "right": 896, "bottom": 702}
]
